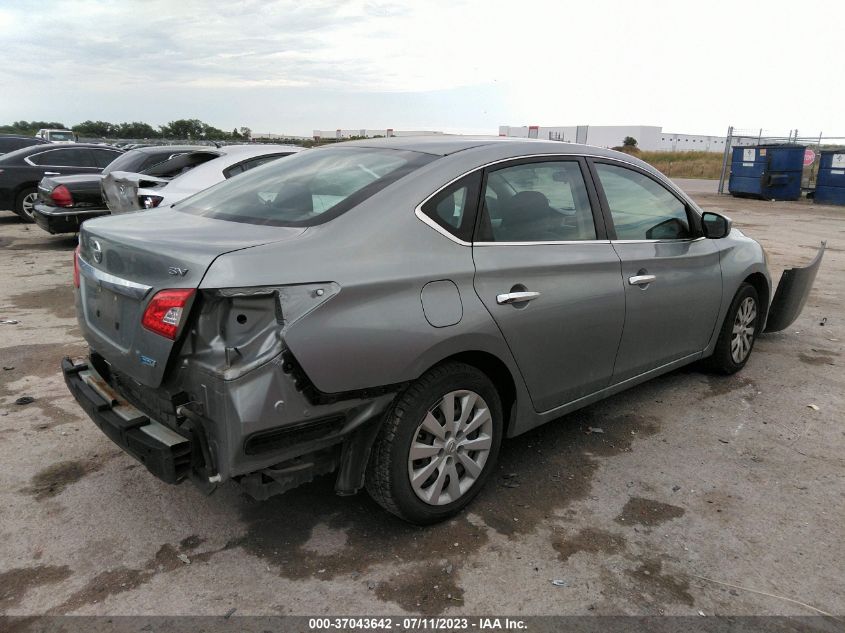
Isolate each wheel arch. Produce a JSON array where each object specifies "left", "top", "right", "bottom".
[
  {"left": 742, "top": 271, "right": 770, "bottom": 329},
  {"left": 14, "top": 182, "right": 39, "bottom": 208},
  {"left": 428, "top": 350, "right": 518, "bottom": 437}
]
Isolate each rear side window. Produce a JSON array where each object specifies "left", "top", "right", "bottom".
[
  {"left": 595, "top": 163, "right": 691, "bottom": 240},
  {"left": 478, "top": 161, "right": 597, "bottom": 242},
  {"left": 91, "top": 148, "right": 123, "bottom": 168},
  {"left": 28, "top": 148, "right": 95, "bottom": 167},
  {"left": 223, "top": 153, "right": 291, "bottom": 179},
  {"left": 177, "top": 147, "right": 436, "bottom": 227},
  {"left": 420, "top": 172, "right": 481, "bottom": 242}
]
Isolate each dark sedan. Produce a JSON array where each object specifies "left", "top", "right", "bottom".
[
  {"left": 0, "top": 143, "right": 123, "bottom": 221},
  {"left": 33, "top": 145, "right": 202, "bottom": 234},
  {"left": 0, "top": 134, "right": 50, "bottom": 156}
]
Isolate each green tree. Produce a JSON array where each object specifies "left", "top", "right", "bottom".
[
  {"left": 73, "top": 120, "right": 116, "bottom": 137},
  {"left": 201, "top": 123, "right": 228, "bottom": 140},
  {"left": 623, "top": 136, "right": 638, "bottom": 147},
  {"left": 239, "top": 126, "right": 252, "bottom": 140},
  {"left": 160, "top": 118, "right": 206, "bottom": 139},
  {"left": 0, "top": 120, "right": 68, "bottom": 135},
  {"left": 116, "top": 122, "right": 160, "bottom": 139}
]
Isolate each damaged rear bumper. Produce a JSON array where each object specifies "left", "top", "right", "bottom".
[
  {"left": 62, "top": 357, "right": 192, "bottom": 484},
  {"left": 63, "top": 349, "right": 397, "bottom": 500},
  {"left": 764, "top": 241, "right": 826, "bottom": 333}
]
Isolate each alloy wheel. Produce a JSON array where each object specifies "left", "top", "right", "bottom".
[
  {"left": 731, "top": 296, "right": 757, "bottom": 363},
  {"left": 21, "top": 192, "right": 38, "bottom": 220},
  {"left": 407, "top": 389, "right": 493, "bottom": 506}
]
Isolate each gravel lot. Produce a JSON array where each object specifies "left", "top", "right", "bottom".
[{"left": 0, "top": 187, "right": 842, "bottom": 618}]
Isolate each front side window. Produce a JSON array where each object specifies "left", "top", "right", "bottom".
[
  {"left": 420, "top": 172, "right": 481, "bottom": 242},
  {"left": 178, "top": 147, "right": 436, "bottom": 226},
  {"left": 595, "top": 163, "right": 691, "bottom": 240},
  {"left": 479, "top": 160, "right": 596, "bottom": 242}
]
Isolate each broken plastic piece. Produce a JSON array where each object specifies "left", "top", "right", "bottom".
[{"left": 765, "top": 242, "right": 826, "bottom": 333}]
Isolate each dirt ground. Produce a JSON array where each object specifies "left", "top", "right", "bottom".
[{"left": 0, "top": 188, "right": 842, "bottom": 619}]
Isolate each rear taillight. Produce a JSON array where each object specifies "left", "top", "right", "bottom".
[
  {"left": 51, "top": 184, "right": 74, "bottom": 207},
  {"left": 141, "top": 289, "right": 195, "bottom": 339},
  {"left": 140, "top": 195, "right": 164, "bottom": 209},
  {"left": 73, "top": 245, "right": 80, "bottom": 288}
]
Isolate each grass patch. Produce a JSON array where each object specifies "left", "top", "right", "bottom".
[{"left": 637, "top": 150, "right": 725, "bottom": 180}]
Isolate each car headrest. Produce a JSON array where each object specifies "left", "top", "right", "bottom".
[
  {"left": 274, "top": 181, "right": 312, "bottom": 213},
  {"left": 499, "top": 190, "right": 552, "bottom": 226}
]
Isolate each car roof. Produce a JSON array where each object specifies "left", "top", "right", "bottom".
[
  {"left": 337, "top": 135, "right": 503, "bottom": 156},
  {"left": 334, "top": 135, "right": 645, "bottom": 162},
  {"left": 215, "top": 144, "right": 303, "bottom": 156},
  {"left": 132, "top": 144, "right": 213, "bottom": 155},
  {"left": 0, "top": 134, "right": 49, "bottom": 142},
  {"left": 19, "top": 142, "right": 120, "bottom": 153},
  {"left": 0, "top": 142, "right": 124, "bottom": 163}
]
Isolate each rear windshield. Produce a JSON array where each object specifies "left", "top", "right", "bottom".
[
  {"left": 176, "top": 147, "right": 436, "bottom": 227},
  {"left": 48, "top": 132, "right": 75, "bottom": 141},
  {"left": 143, "top": 151, "right": 220, "bottom": 178},
  {"left": 102, "top": 149, "right": 193, "bottom": 175}
]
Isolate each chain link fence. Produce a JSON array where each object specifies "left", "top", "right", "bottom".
[{"left": 717, "top": 126, "right": 845, "bottom": 195}]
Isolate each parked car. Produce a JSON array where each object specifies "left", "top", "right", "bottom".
[
  {"left": 32, "top": 145, "right": 204, "bottom": 234},
  {"left": 63, "top": 138, "right": 823, "bottom": 524},
  {"left": 35, "top": 128, "right": 78, "bottom": 143},
  {"left": 101, "top": 144, "right": 302, "bottom": 213},
  {"left": 0, "top": 144, "right": 124, "bottom": 221},
  {"left": 0, "top": 134, "right": 49, "bottom": 155}
]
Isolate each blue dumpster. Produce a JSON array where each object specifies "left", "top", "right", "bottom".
[
  {"left": 814, "top": 149, "right": 845, "bottom": 206},
  {"left": 728, "top": 144, "right": 805, "bottom": 201}
]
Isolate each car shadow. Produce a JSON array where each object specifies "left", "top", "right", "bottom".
[
  {"left": 218, "top": 368, "right": 701, "bottom": 613},
  {"left": 5, "top": 234, "right": 78, "bottom": 251}
]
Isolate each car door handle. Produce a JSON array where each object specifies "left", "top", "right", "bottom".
[
  {"left": 628, "top": 274, "right": 656, "bottom": 286},
  {"left": 497, "top": 291, "right": 541, "bottom": 305},
  {"left": 44, "top": 171, "right": 61, "bottom": 176}
]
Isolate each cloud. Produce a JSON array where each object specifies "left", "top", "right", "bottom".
[
  {"left": 0, "top": 0, "right": 488, "bottom": 93},
  {"left": 2, "top": 0, "right": 844, "bottom": 136}
]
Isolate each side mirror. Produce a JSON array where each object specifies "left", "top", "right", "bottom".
[{"left": 701, "top": 212, "right": 732, "bottom": 239}]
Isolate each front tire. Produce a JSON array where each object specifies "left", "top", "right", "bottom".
[
  {"left": 15, "top": 187, "right": 38, "bottom": 222},
  {"left": 366, "top": 362, "right": 503, "bottom": 524},
  {"left": 706, "top": 283, "right": 760, "bottom": 374}
]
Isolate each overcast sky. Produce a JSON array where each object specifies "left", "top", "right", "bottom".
[{"left": 1, "top": 0, "right": 843, "bottom": 137}]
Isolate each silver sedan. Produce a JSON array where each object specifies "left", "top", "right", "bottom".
[{"left": 64, "top": 137, "right": 824, "bottom": 524}]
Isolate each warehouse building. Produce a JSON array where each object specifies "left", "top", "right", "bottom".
[{"left": 497, "top": 124, "right": 753, "bottom": 152}]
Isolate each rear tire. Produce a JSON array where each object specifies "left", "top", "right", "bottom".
[
  {"left": 15, "top": 187, "right": 38, "bottom": 222},
  {"left": 705, "top": 283, "right": 760, "bottom": 374},
  {"left": 366, "top": 362, "right": 503, "bottom": 525}
]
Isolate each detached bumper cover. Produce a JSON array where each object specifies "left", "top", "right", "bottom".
[
  {"left": 33, "top": 203, "right": 109, "bottom": 234},
  {"left": 765, "top": 241, "right": 826, "bottom": 333},
  {"left": 62, "top": 357, "right": 192, "bottom": 484}
]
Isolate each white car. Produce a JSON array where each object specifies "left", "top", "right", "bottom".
[
  {"left": 35, "top": 128, "right": 78, "bottom": 143},
  {"left": 101, "top": 144, "right": 302, "bottom": 213}
]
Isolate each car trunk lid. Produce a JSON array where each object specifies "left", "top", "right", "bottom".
[
  {"left": 101, "top": 171, "right": 170, "bottom": 213},
  {"left": 77, "top": 209, "right": 306, "bottom": 387},
  {"left": 38, "top": 174, "right": 104, "bottom": 208}
]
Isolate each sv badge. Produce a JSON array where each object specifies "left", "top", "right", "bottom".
[{"left": 168, "top": 267, "right": 189, "bottom": 277}]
